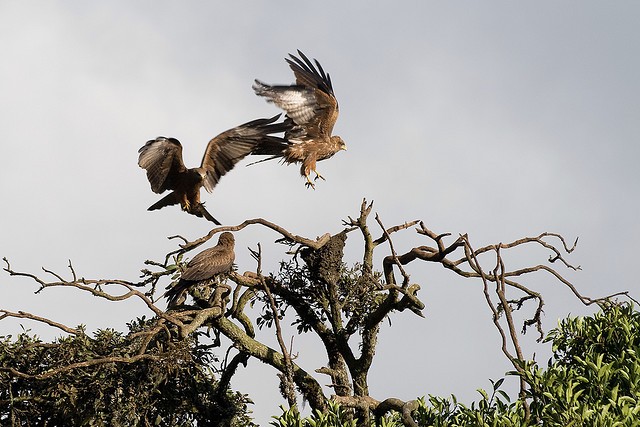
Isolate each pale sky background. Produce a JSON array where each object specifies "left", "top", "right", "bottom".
[{"left": 1, "top": 2, "right": 638, "bottom": 425}]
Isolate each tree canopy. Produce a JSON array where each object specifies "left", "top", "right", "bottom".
[{"left": 1, "top": 200, "right": 634, "bottom": 426}]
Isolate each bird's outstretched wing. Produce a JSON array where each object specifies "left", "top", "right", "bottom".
[
  {"left": 199, "top": 114, "right": 289, "bottom": 192},
  {"left": 252, "top": 51, "right": 338, "bottom": 139},
  {"left": 138, "top": 137, "right": 187, "bottom": 193},
  {"left": 286, "top": 50, "right": 335, "bottom": 100}
]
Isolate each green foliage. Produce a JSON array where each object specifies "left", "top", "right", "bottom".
[
  {"left": 518, "top": 302, "right": 640, "bottom": 425},
  {"left": 412, "top": 381, "right": 529, "bottom": 427},
  {"left": 0, "top": 318, "right": 255, "bottom": 426},
  {"left": 256, "top": 257, "right": 321, "bottom": 333},
  {"left": 268, "top": 391, "right": 527, "bottom": 427},
  {"left": 256, "top": 257, "right": 384, "bottom": 335},
  {"left": 270, "top": 402, "right": 358, "bottom": 427}
]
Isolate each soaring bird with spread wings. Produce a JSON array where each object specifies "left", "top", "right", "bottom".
[
  {"left": 165, "top": 232, "right": 235, "bottom": 308},
  {"left": 138, "top": 115, "right": 288, "bottom": 223},
  {"left": 252, "top": 50, "right": 346, "bottom": 188}
]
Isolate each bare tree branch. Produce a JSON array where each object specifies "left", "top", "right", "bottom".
[
  {"left": 252, "top": 243, "right": 297, "bottom": 407},
  {"left": 3, "top": 257, "right": 181, "bottom": 328},
  {"left": 165, "top": 218, "right": 332, "bottom": 265},
  {"left": 0, "top": 310, "right": 81, "bottom": 336},
  {"left": 333, "top": 395, "right": 420, "bottom": 427},
  {"left": 375, "top": 213, "right": 411, "bottom": 288}
]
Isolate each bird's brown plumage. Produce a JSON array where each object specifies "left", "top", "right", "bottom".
[
  {"left": 138, "top": 115, "right": 288, "bottom": 223},
  {"left": 165, "top": 232, "right": 235, "bottom": 308},
  {"left": 251, "top": 50, "right": 346, "bottom": 188}
]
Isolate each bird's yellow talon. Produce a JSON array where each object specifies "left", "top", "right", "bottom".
[{"left": 305, "top": 176, "right": 316, "bottom": 189}]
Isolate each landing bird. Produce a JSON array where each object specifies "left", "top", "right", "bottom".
[
  {"left": 138, "top": 115, "right": 288, "bottom": 223},
  {"left": 165, "top": 232, "right": 235, "bottom": 308},
  {"left": 251, "top": 50, "right": 346, "bottom": 189}
]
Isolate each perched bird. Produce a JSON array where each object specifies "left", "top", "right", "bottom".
[
  {"left": 138, "top": 115, "right": 288, "bottom": 223},
  {"left": 251, "top": 50, "right": 346, "bottom": 188},
  {"left": 165, "top": 232, "right": 235, "bottom": 308}
]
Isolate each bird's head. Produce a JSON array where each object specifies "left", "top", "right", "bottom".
[
  {"left": 193, "top": 167, "right": 208, "bottom": 183},
  {"left": 332, "top": 136, "right": 347, "bottom": 152},
  {"left": 218, "top": 232, "right": 235, "bottom": 246}
]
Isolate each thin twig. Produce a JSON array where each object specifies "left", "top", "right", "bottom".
[
  {"left": 375, "top": 214, "right": 412, "bottom": 288},
  {"left": 0, "top": 310, "right": 81, "bottom": 336}
]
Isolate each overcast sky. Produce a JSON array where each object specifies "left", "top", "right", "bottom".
[{"left": 1, "top": 2, "right": 639, "bottom": 424}]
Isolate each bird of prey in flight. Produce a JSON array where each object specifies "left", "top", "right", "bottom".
[
  {"left": 251, "top": 50, "right": 346, "bottom": 189},
  {"left": 165, "top": 232, "right": 235, "bottom": 308},
  {"left": 138, "top": 115, "right": 288, "bottom": 223}
]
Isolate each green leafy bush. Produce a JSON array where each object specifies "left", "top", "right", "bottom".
[{"left": 0, "top": 318, "right": 254, "bottom": 426}]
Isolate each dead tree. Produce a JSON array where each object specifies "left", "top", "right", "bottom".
[{"left": 2, "top": 199, "right": 624, "bottom": 426}]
